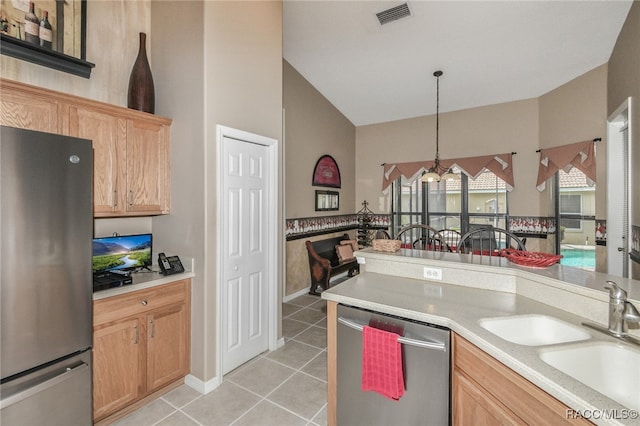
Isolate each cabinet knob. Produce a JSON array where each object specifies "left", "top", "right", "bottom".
[{"left": 141, "top": 300, "right": 148, "bottom": 306}]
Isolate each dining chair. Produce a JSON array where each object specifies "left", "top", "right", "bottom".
[
  {"left": 396, "top": 224, "right": 451, "bottom": 251},
  {"left": 457, "top": 226, "right": 526, "bottom": 256},
  {"left": 438, "top": 229, "right": 462, "bottom": 252}
]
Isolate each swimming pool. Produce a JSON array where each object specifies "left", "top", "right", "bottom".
[{"left": 560, "top": 246, "right": 596, "bottom": 270}]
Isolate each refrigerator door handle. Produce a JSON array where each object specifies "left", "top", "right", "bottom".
[
  {"left": 338, "top": 316, "right": 447, "bottom": 351},
  {"left": 0, "top": 362, "right": 89, "bottom": 409}
]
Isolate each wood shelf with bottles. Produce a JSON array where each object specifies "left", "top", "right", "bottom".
[
  {"left": 0, "top": 34, "right": 94, "bottom": 78},
  {"left": 0, "top": 78, "right": 172, "bottom": 217},
  {"left": 0, "top": 0, "right": 94, "bottom": 78}
]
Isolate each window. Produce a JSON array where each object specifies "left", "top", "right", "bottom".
[
  {"left": 556, "top": 168, "right": 595, "bottom": 243},
  {"left": 425, "top": 171, "right": 462, "bottom": 231},
  {"left": 556, "top": 168, "right": 596, "bottom": 270},
  {"left": 466, "top": 170, "right": 507, "bottom": 229},
  {"left": 391, "top": 169, "right": 508, "bottom": 236},
  {"left": 559, "top": 194, "right": 582, "bottom": 230},
  {"left": 392, "top": 177, "right": 424, "bottom": 235}
]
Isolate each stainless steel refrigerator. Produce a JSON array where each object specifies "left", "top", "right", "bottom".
[{"left": 0, "top": 126, "right": 93, "bottom": 425}]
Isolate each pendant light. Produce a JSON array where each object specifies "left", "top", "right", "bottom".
[{"left": 421, "top": 70, "right": 460, "bottom": 183}]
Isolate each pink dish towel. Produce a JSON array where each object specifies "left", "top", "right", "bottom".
[{"left": 361, "top": 325, "right": 405, "bottom": 400}]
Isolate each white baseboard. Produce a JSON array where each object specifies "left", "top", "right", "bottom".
[
  {"left": 283, "top": 286, "right": 310, "bottom": 302},
  {"left": 283, "top": 272, "right": 348, "bottom": 303},
  {"left": 184, "top": 374, "right": 220, "bottom": 395}
]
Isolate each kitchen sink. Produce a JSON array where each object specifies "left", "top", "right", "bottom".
[
  {"left": 478, "top": 314, "right": 591, "bottom": 346},
  {"left": 539, "top": 342, "right": 640, "bottom": 411}
]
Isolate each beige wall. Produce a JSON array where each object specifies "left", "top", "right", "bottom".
[
  {"left": 151, "top": 1, "right": 283, "bottom": 386},
  {"left": 149, "top": 0, "right": 207, "bottom": 385},
  {"left": 355, "top": 98, "right": 540, "bottom": 216},
  {"left": 283, "top": 60, "right": 356, "bottom": 297},
  {"left": 609, "top": 0, "right": 640, "bottom": 228},
  {"left": 355, "top": 66, "right": 607, "bottom": 231},
  {"left": 283, "top": 60, "right": 356, "bottom": 217},
  {"left": 538, "top": 64, "right": 608, "bottom": 219},
  {"left": 1, "top": 0, "right": 151, "bottom": 108},
  {"left": 608, "top": 0, "right": 640, "bottom": 279}
]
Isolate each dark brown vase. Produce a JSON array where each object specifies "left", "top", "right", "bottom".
[{"left": 127, "top": 32, "right": 155, "bottom": 114}]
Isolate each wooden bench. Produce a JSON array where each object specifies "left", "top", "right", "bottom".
[{"left": 305, "top": 234, "right": 359, "bottom": 295}]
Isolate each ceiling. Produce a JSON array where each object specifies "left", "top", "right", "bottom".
[{"left": 283, "top": 1, "right": 633, "bottom": 127}]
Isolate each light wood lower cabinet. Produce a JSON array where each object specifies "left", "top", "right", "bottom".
[
  {"left": 452, "top": 333, "right": 591, "bottom": 425},
  {"left": 93, "top": 279, "right": 190, "bottom": 423}
]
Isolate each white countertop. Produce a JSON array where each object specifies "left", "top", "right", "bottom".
[
  {"left": 322, "top": 249, "right": 640, "bottom": 425},
  {"left": 92, "top": 261, "right": 195, "bottom": 301}
]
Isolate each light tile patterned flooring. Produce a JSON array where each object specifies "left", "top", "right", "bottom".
[{"left": 112, "top": 295, "right": 328, "bottom": 426}]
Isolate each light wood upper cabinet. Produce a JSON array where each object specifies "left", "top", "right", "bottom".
[
  {"left": 0, "top": 79, "right": 59, "bottom": 133},
  {"left": 0, "top": 78, "right": 171, "bottom": 217},
  {"left": 66, "top": 105, "right": 127, "bottom": 215},
  {"left": 125, "top": 119, "right": 170, "bottom": 214}
]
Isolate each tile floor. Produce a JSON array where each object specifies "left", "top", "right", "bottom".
[{"left": 112, "top": 295, "right": 328, "bottom": 426}]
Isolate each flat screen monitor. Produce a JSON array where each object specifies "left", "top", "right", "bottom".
[{"left": 92, "top": 233, "right": 152, "bottom": 274}]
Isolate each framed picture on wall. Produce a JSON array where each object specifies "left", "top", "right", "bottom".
[
  {"left": 312, "top": 154, "right": 341, "bottom": 188},
  {"left": 315, "top": 190, "right": 339, "bottom": 211}
]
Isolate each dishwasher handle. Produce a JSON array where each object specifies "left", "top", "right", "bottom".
[{"left": 338, "top": 316, "right": 447, "bottom": 352}]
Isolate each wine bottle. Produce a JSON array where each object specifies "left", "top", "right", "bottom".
[
  {"left": 24, "top": 1, "right": 39, "bottom": 45},
  {"left": 39, "top": 10, "right": 52, "bottom": 49}
]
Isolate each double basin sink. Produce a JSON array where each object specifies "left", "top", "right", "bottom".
[{"left": 478, "top": 314, "right": 640, "bottom": 411}]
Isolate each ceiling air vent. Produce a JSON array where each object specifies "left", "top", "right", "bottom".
[{"left": 376, "top": 3, "right": 411, "bottom": 26}]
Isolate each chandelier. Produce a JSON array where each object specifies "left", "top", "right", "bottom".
[{"left": 421, "top": 70, "right": 459, "bottom": 183}]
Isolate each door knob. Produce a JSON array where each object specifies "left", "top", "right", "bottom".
[{"left": 618, "top": 247, "right": 624, "bottom": 252}]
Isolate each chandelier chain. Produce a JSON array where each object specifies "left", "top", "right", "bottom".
[{"left": 435, "top": 71, "right": 440, "bottom": 163}]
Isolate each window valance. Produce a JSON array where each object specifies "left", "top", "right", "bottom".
[
  {"left": 536, "top": 140, "right": 596, "bottom": 191},
  {"left": 381, "top": 153, "right": 515, "bottom": 192}
]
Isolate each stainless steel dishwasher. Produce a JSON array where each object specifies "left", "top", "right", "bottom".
[{"left": 337, "top": 304, "right": 450, "bottom": 425}]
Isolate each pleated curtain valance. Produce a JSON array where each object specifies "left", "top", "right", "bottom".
[
  {"left": 381, "top": 153, "right": 515, "bottom": 193},
  {"left": 536, "top": 140, "right": 596, "bottom": 191}
]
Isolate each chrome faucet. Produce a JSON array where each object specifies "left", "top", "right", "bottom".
[
  {"left": 583, "top": 281, "right": 640, "bottom": 345},
  {"left": 605, "top": 281, "right": 640, "bottom": 337}
]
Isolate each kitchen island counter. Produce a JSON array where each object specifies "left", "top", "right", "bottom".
[{"left": 322, "top": 249, "right": 640, "bottom": 425}]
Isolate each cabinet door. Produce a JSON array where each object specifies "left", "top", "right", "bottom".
[
  {"left": 0, "top": 85, "right": 59, "bottom": 133},
  {"left": 452, "top": 334, "right": 591, "bottom": 425},
  {"left": 93, "top": 317, "right": 145, "bottom": 421},
  {"left": 68, "top": 106, "right": 127, "bottom": 215},
  {"left": 146, "top": 302, "right": 189, "bottom": 391},
  {"left": 452, "top": 370, "right": 524, "bottom": 426},
  {"left": 125, "top": 119, "right": 170, "bottom": 214}
]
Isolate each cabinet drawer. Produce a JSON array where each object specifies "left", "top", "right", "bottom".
[{"left": 94, "top": 280, "right": 188, "bottom": 326}]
